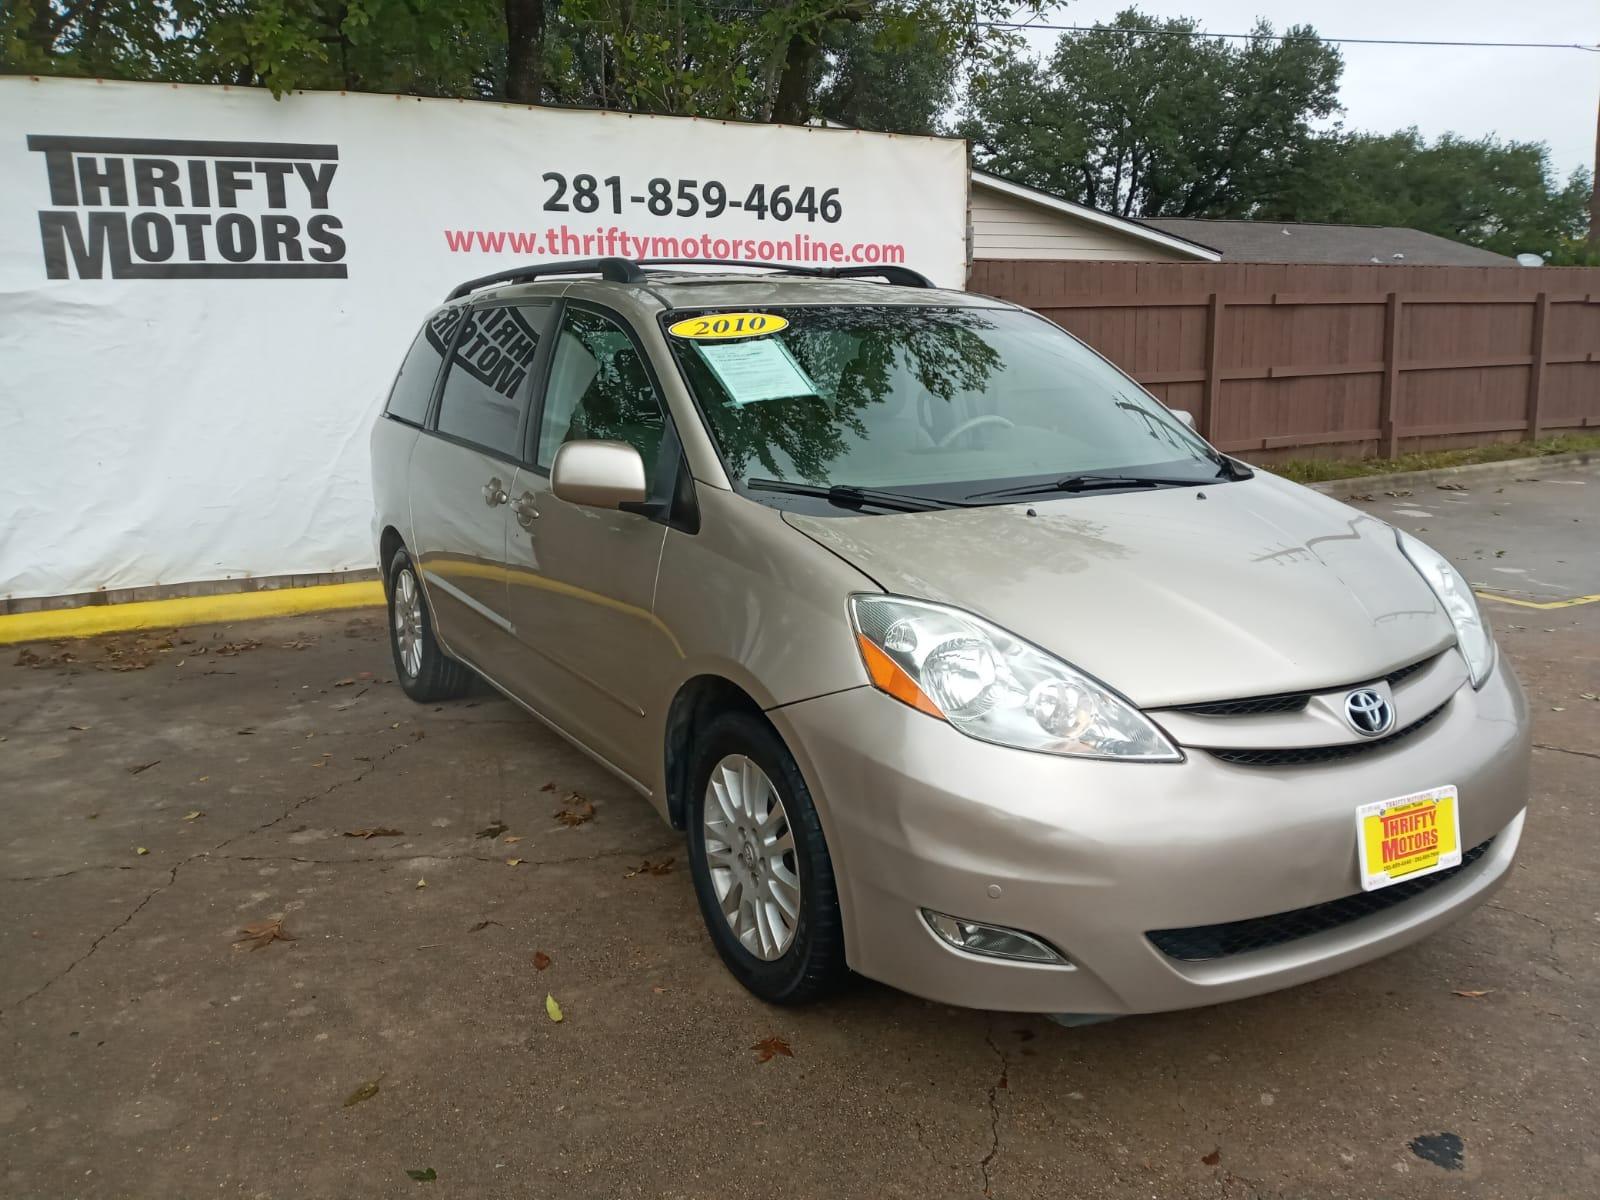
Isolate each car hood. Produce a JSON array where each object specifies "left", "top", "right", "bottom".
[{"left": 784, "top": 472, "right": 1457, "bottom": 708}]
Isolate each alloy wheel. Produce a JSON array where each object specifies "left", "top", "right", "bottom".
[
  {"left": 394, "top": 567, "right": 424, "bottom": 678},
  {"left": 702, "top": 754, "right": 801, "bottom": 960}
]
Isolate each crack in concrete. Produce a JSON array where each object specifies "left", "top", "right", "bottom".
[
  {"left": 1485, "top": 901, "right": 1572, "bottom": 978},
  {"left": 0, "top": 738, "right": 410, "bottom": 1022},
  {"left": 209, "top": 840, "right": 680, "bottom": 869},
  {"left": 978, "top": 1027, "right": 1010, "bottom": 1197},
  {"left": 2, "top": 717, "right": 683, "bottom": 1022},
  {"left": 1533, "top": 742, "right": 1600, "bottom": 762},
  {"left": 2, "top": 864, "right": 139, "bottom": 884},
  {"left": 2, "top": 865, "right": 179, "bottom": 1018}
]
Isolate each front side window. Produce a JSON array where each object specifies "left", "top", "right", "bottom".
[
  {"left": 537, "top": 308, "right": 667, "bottom": 472},
  {"left": 664, "top": 305, "right": 1221, "bottom": 496},
  {"left": 434, "top": 304, "right": 547, "bottom": 458}
]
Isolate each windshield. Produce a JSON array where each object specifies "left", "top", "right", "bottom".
[{"left": 664, "top": 305, "right": 1221, "bottom": 496}]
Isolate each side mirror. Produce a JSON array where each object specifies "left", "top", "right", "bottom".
[
  {"left": 550, "top": 440, "right": 649, "bottom": 509},
  {"left": 1170, "top": 409, "right": 1196, "bottom": 430}
]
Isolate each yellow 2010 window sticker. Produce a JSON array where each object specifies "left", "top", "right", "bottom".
[{"left": 668, "top": 312, "right": 789, "bottom": 340}]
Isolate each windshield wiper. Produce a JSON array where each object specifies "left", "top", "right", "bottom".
[
  {"left": 745, "top": 477, "right": 964, "bottom": 513},
  {"left": 965, "top": 473, "right": 1210, "bottom": 501}
]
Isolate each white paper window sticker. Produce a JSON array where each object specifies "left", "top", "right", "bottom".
[{"left": 696, "top": 339, "right": 818, "bottom": 406}]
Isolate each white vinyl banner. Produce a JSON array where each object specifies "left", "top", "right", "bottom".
[{"left": 0, "top": 77, "right": 969, "bottom": 601}]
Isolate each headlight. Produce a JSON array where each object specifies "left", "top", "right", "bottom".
[
  {"left": 1396, "top": 530, "right": 1494, "bottom": 688},
  {"left": 848, "top": 595, "right": 1180, "bottom": 761}
]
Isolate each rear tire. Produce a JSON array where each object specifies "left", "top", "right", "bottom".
[
  {"left": 387, "top": 547, "right": 472, "bottom": 703},
  {"left": 686, "top": 711, "right": 848, "bottom": 1005}
]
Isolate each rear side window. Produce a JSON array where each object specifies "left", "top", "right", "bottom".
[
  {"left": 435, "top": 304, "right": 549, "bottom": 458},
  {"left": 384, "top": 308, "right": 461, "bottom": 425}
]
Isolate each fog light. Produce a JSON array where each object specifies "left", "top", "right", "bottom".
[{"left": 921, "top": 909, "right": 1068, "bottom": 964}]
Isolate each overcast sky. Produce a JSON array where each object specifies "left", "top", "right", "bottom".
[{"left": 1015, "top": 1, "right": 1598, "bottom": 182}]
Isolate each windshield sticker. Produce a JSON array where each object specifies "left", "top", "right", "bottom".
[
  {"left": 668, "top": 312, "right": 789, "bottom": 340},
  {"left": 696, "top": 338, "right": 817, "bottom": 405}
]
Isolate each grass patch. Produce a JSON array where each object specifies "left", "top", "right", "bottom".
[{"left": 1268, "top": 433, "right": 1600, "bottom": 485}]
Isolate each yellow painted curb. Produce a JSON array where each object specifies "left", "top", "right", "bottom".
[{"left": 0, "top": 581, "right": 384, "bottom": 645}]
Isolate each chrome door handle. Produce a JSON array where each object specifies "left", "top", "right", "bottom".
[
  {"left": 512, "top": 493, "right": 541, "bottom": 527},
  {"left": 482, "top": 477, "right": 509, "bottom": 507}
]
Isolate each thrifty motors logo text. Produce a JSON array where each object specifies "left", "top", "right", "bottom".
[{"left": 28, "top": 136, "right": 348, "bottom": 280}]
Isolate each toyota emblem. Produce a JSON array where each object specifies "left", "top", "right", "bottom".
[{"left": 1344, "top": 688, "right": 1395, "bottom": 737}]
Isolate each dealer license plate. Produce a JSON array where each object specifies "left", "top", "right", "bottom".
[{"left": 1355, "top": 786, "right": 1461, "bottom": 892}]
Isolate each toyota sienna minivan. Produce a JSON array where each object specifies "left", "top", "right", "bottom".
[{"left": 369, "top": 257, "right": 1531, "bottom": 1020}]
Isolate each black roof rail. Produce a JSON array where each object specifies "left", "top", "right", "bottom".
[
  {"left": 445, "top": 257, "right": 645, "bottom": 301},
  {"left": 633, "top": 259, "right": 937, "bottom": 288}
]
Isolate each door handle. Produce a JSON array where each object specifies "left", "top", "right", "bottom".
[
  {"left": 482, "top": 477, "right": 509, "bottom": 507},
  {"left": 512, "top": 492, "right": 541, "bottom": 528}
]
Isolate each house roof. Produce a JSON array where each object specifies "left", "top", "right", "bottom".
[
  {"left": 969, "top": 173, "right": 1222, "bottom": 262},
  {"left": 1139, "top": 218, "right": 1517, "bottom": 267}
]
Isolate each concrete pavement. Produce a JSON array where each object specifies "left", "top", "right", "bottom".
[{"left": 2, "top": 466, "right": 1597, "bottom": 1198}]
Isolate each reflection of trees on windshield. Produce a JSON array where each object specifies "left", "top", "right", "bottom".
[{"left": 671, "top": 307, "right": 1004, "bottom": 484}]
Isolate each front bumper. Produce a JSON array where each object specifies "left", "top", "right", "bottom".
[{"left": 770, "top": 651, "right": 1530, "bottom": 1015}]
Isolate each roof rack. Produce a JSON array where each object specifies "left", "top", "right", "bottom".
[
  {"left": 445, "top": 257, "right": 936, "bottom": 301},
  {"left": 634, "top": 259, "right": 936, "bottom": 288},
  {"left": 445, "top": 257, "right": 644, "bottom": 301}
]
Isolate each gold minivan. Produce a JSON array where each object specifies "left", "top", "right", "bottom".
[{"left": 370, "top": 258, "right": 1530, "bottom": 1020}]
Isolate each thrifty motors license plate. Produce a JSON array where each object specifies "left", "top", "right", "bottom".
[{"left": 1355, "top": 785, "right": 1461, "bottom": 892}]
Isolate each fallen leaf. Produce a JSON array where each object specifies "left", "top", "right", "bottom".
[
  {"left": 545, "top": 993, "right": 564, "bottom": 1022},
  {"left": 554, "top": 796, "right": 596, "bottom": 827},
  {"left": 415, "top": 878, "right": 427, "bottom": 889},
  {"left": 405, "top": 1167, "right": 437, "bottom": 1182},
  {"left": 467, "top": 920, "right": 501, "bottom": 933},
  {"left": 343, "top": 827, "right": 404, "bottom": 839},
  {"left": 333, "top": 677, "right": 356, "bottom": 687},
  {"left": 135, "top": 846, "right": 149, "bottom": 855},
  {"left": 234, "top": 916, "right": 295, "bottom": 951},
  {"left": 1383, "top": 489, "right": 1412, "bottom": 498},
  {"left": 752, "top": 1036, "right": 793, "bottom": 1063},
  {"left": 475, "top": 822, "right": 509, "bottom": 839},
  {"left": 1436, "top": 482, "right": 1468, "bottom": 491},
  {"left": 540, "top": 782, "right": 557, "bottom": 792},
  {"left": 1453, "top": 989, "right": 1493, "bottom": 999},
  {"left": 506, "top": 858, "right": 524, "bottom": 867},
  {"left": 1201, "top": 1147, "right": 1221, "bottom": 1166},
  {"left": 1348, "top": 493, "right": 1374, "bottom": 502},
  {"left": 533, "top": 951, "right": 552, "bottom": 970},
  {"left": 127, "top": 760, "right": 161, "bottom": 775},
  {"left": 68, "top": 723, "right": 89, "bottom": 731},
  {"left": 1551, "top": 706, "right": 1565, "bottom": 712},
  {"left": 1580, "top": 693, "right": 1599, "bottom": 702},
  {"left": 343, "top": 1075, "right": 383, "bottom": 1107},
  {"left": 183, "top": 811, "right": 204, "bottom": 821},
  {"left": 651, "top": 985, "right": 668, "bottom": 994},
  {"left": 625, "top": 857, "right": 675, "bottom": 878}
]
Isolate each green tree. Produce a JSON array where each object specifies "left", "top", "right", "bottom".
[
  {"left": 961, "top": 8, "right": 1342, "bottom": 217},
  {"left": 1276, "top": 129, "right": 1591, "bottom": 260},
  {"left": 814, "top": 18, "right": 958, "bottom": 135}
]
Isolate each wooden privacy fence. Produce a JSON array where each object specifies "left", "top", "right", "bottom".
[{"left": 968, "top": 260, "right": 1600, "bottom": 461}]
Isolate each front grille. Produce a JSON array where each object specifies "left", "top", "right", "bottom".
[
  {"left": 1205, "top": 701, "right": 1448, "bottom": 767},
  {"left": 1169, "top": 653, "right": 1442, "bottom": 720},
  {"left": 1176, "top": 691, "right": 1309, "bottom": 717},
  {"left": 1148, "top": 839, "right": 1494, "bottom": 962}
]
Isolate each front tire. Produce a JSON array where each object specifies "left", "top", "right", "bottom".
[
  {"left": 686, "top": 712, "right": 848, "bottom": 1005},
  {"left": 386, "top": 547, "right": 472, "bottom": 703}
]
